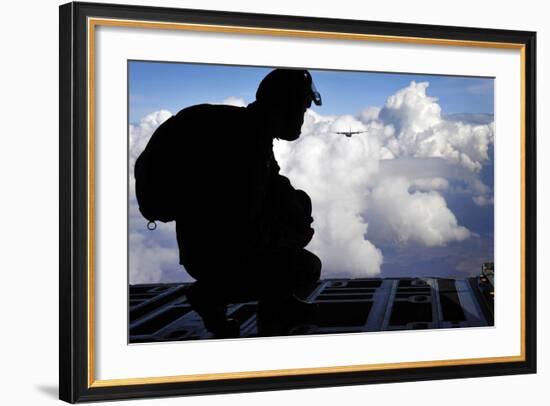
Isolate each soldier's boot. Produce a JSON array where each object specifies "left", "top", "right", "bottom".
[{"left": 186, "top": 284, "right": 240, "bottom": 339}]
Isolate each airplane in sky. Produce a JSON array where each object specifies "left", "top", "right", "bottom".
[{"left": 335, "top": 128, "right": 368, "bottom": 138}]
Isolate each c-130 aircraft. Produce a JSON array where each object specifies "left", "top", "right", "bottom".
[{"left": 334, "top": 128, "right": 368, "bottom": 137}]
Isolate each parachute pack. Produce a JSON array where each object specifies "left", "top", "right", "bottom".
[
  {"left": 134, "top": 115, "right": 180, "bottom": 228},
  {"left": 133, "top": 104, "right": 246, "bottom": 230}
]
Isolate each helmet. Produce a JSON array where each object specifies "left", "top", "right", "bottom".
[{"left": 256, "top": 68, "right": 322, "bottom": 107}]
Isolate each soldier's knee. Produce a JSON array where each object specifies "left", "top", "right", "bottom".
[{"left": 300, "top": 249, "right": 321, "bottom": 281}]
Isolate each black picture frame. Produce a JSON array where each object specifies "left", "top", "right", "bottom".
[{"left": 59, "top": 1, "right": 537, "bottom": 403}]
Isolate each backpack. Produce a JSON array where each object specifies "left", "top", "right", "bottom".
[
  {"left": 134, "top": 103, "right": 264, "bottom": 232},
  {"left": 134, "top": 104, "right": 231, "bottom": 230},
  {"left": 134, "top": 115, "right": 180, "bottom": 229}
]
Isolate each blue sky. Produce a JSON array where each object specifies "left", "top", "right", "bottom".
[
  {"left": 128, "top": 61, "right": 494, "bottom": 283},
  {"left": 129, "top": 61, "right": 494, "bottom": 124}
]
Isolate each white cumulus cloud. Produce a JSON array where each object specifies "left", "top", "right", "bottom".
[
  {"left": 128, "top": 80, "right": 493, "bottom": 282},
  {"left": 367, "top": 177, "right": 470, "bottom": 246},
  {"left": 275, "top": 104, "right": 475, "bottom": 276},
  {"left": 362, "top": 81, "right": 494, "bottom": 172},
  {"left": 129, "top": 224, "right": 182, "bottom": 284},
  {"left": 221, "top": 96, "right": 247, "bottom": 107}
]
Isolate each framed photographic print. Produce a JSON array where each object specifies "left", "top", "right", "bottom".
[{"left": 59, "top": 1, "right": 537, "bottom": 403}]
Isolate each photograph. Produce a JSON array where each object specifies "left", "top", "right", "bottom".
[{"left": 128, "top": 62, "right": 496, "bottom": 343}]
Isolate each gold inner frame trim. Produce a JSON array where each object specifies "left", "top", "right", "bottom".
[{"left": 87, "top": 17, "right": 527, "bottom": 388}]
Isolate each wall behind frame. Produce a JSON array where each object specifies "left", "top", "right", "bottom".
[{"left": 0, "top": 0, "right": 545, "bottom": 405}]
